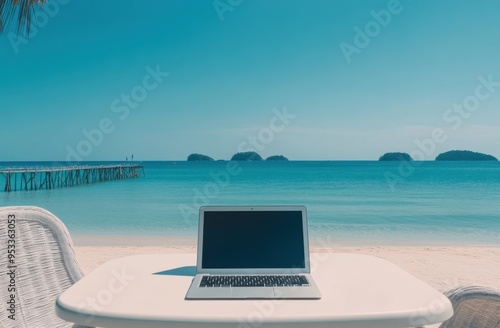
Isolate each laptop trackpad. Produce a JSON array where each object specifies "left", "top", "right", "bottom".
[{"left": 231, "top": 287, "right": 276, "bottom": 299}]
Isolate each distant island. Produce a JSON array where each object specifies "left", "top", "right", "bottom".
[
  {"left": 435, "top": 150, "right": 498, "bottom": 161},
  {"left": 184, "top": 150, "right": 498, "bottom": 161},
  {"left": 379, "top": 152, "right": 413, "bottom": 161},
  {"left": 187, "top": 153, "right": 214, "bottom": 161},
  {"left": 230, "top": 151, "right": 263, "bottom": 161},
  {"left": 266, "top": 155, "right": 288, "bottom": 161},
  {"left": 186, "top": 152, "right": 289, "bottom": 161}
]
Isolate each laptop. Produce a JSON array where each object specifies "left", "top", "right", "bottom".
[{"left": 185, "top": 205, "right": 321, "bottom": 299}]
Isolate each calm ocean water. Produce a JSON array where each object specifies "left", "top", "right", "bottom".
[{"left": 1, "top": 161, "right": 499, "bottom": 246}]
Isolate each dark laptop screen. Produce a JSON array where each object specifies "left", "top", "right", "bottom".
[{"left": 201, "top": 210, "right": 306, "bottom": 269}]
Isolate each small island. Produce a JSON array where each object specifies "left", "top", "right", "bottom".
[
  {"left": 187, "top": 153, "right": 214, "bottom": 161},
  {"left": 230, "top": 151, "right": 263, "bottom": 161},
  {"left": 379, "top": 152, "right": 413, "bottom": 161},
  {"left": 266, "top": 155, "right": 288, "bottom": 161},
  {"left": 435, "top": 150, "right": 498, "bottom": 161}
]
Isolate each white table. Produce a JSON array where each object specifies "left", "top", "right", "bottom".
[{"left": 56, "top": 253, "right": 453, "bottom": 328}]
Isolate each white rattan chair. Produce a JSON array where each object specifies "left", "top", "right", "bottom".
[
  {"left": 439, "top": 285, "right": 500, "bottom": 328},
  {"left": 0, "top": 206, "right": 93, "bottom": 328}
]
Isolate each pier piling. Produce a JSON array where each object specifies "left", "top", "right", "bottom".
[{"left": 0, "top": 164, "right": 144, "bottom": 192}]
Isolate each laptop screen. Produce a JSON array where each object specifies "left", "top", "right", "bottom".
[{"left": 201, "top": 210, "right": 306, "bottom": 269}]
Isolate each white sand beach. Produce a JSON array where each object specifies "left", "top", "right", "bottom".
[{"left": 74, "top": 245, "right": 500, "bottom": 292}]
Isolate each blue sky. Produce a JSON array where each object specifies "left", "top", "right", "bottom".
[{"left": 1, "top": 0, "right": 500, "bottom": 161}]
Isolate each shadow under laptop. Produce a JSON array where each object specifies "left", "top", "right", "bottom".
[{"left": 153, "top": 266, "right": 196, "bottom": 277}]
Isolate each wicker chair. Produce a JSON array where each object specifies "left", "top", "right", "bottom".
[
  {"left": 439, "top": 285, "right": 500, "bottom": 328},
  {"left": 0, "top": 206, "right": 93, "bottom": 328}
]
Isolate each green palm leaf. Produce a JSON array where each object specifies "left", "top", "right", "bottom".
[{"left": 0, "top": 0, "right": 47, "bottom": 36}]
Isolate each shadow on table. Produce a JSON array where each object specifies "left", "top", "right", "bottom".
[{"left": 153, "top": 266, "right": 196, "bottom": 277}]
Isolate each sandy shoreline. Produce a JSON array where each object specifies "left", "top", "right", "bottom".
[{"left": 74, "top": 245, "right": 500, "bottom": 292}]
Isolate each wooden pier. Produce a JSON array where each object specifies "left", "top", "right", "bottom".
[{"left": 0, "top": 164, "right": 144, "bottom": 192}]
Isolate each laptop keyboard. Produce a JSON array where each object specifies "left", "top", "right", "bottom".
[{"left": 199, "top": 275, "right": 309, "bottom": 287}]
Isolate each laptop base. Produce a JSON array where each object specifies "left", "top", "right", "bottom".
[{"left": 185, "top": 274, "right": 322, "bottom": 300}]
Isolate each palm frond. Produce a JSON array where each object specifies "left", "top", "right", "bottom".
[{"left": 0, "top": 0, "right": 47, "bottom": 37}]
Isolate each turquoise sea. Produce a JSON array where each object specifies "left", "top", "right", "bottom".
[{"left": 1, "top": 161, "right": 499, "bottom": 246}]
